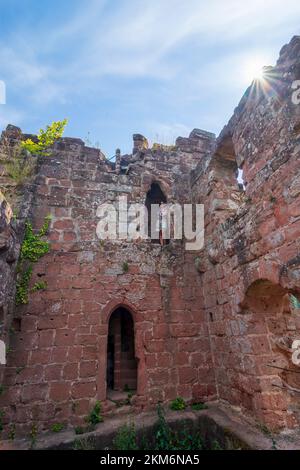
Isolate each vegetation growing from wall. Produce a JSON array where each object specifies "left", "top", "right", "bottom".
[
  {"left": 15, "top": 265, "right": 33, "bottom": 305},
  {"left": 21, "top": 119, "right": 68, "bottom": 156},
  {"left": 73, "top": 437, "right": 96, "bottom": 450},
  {"left": 86, "top": 401, "right": 103, "bottom": 426},
  {"left": 3, "top": 147, "right": 36, "bottom": 187},
  {"left": 122, "top": 261, "right": 129, "bottom": 273},
  {"left": 113, "top": 422, "right": 138, "bottom": 450},
  {"left": 29, "top": 424, "right": 38, "bottom": 448},
  {"left": 20, "top": 217, "right": 51, "bottom": 262},
  {"left": 151, "top": 142, "right": 177, "bottom": 152},
  {"left": 8, "top": 424, "right": 16, "bottom": 441},
  {"left": 15, "top": 216, "right": 51, "bottom": 305},
  {"left": 112, "top": 406, "right": 218, "bottom": 451},
  {"left": 31, "top": 281, "right": 47, "bottom": 292},
  {"left": 1, "top": 119, "right": 68, "bottom": 191},
  {"left": 169, "top": 397, "right": 186, "bottom": 411},
  {"left": 51, "top": 423, "right": 64, "bottom": 433},
  {"left": 191, "top": 402, "right": 208, "bottom": 411}
]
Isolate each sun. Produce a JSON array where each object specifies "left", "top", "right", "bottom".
[{"left": 243, "top": 57, "right": 267, "bottom": 84}]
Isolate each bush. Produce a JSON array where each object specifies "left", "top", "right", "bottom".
[
  {"left": 212, "top": 440, "right": 223, "bottom": 450},
  {"left": 86, "top": 401, "right": 103, "bottom": 426},
  {"left": 21, "top": 119, "right": 68, "bottom": 156},
  {"left": 113, "top": 423, "right": 138, "bottom": 450},
  {"left": 122, "top": 261, "right": 129, "bottom": 273},
  {"left": 74, "top": 426, "right": 85, "bottom": 435},
  {"left": 4, "top": 151, "right": 36, "bottom": 186},
  {"left": 2, "top": 120, "right": 68, "bottom": 189},
  {"left": 191, "top": 402, "right": 208, "bottom": 411},
  {"left": 20, "top": 217, "right": 51, "bottom": 262},
  {"left": 73, "top": 437, "right": 95, "bottom": 450},
  {"left": 111, "top": 405, "right": 220, "bottom": 451},
  {"left": 74, "top": 424, "right": 94, "bottom": 435},
  {"left": 154, "top": 406, "right": 203, "bottom": 450},
  {"left": 8, "top": 425, "right": 15, "bottom": 441},
  {"left": 170, "top": 397, "right": 186, "bottom": 411},
  {"left": 29, "top": 424, "right": 38, "bottom": 448},
  {"left": 171, "top": 426, "right": 203, "bottom": 450},
  {"left": 154, "top": 405, "right": 173, "bottom": 450},
  {"left": 51, "top": 423, "right": 64, "bottom": 433}
]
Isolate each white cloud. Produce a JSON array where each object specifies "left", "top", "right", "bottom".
[
  {"left": 5, "top": 0, "right": 298, "bottom": 86},
  {"left": 0, "top": 42, "right": 66, "bottom": 106},
  {"left": 77, "top": 0, "right": 300, "bottom": 78},
  {"left": 0, "top": 106, "right": 25, "bottom": 129},
  {"left": 0, "top": 46, "right": 46, "bottom": 86},
  {"left": 0, "top": 0, "right": 300, "bottom": 122}
]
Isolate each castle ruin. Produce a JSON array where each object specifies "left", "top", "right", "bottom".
[{"left": 0, "top": 36, "right": 300, "bottom": 441}]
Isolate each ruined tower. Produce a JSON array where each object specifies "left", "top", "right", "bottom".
[{"left": 0, "top": 36, "right": 300, "bottom": 437}]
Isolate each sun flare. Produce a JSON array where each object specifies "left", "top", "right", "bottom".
[{"left": 243, "top": 57, "right": 267, "bottom": 83}]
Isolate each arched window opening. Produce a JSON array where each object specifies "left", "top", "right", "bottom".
[
  {"left": 237, "top": 168, "right": 246, "bottom": 190},
  {"left": 215, "top": 134, "right": 245, "bottom": 191},
  {"left": 145, "top": 182, "right": 169, "bottom": 245},
  {"left": 106, "top": 307, "right": 137, "bottom": 399}
]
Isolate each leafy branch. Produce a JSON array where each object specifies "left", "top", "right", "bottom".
[
  {"left": 21, "top": 119, "right": 68, "bottom": 156},
  {"left": 1, "top": 120, "right": 68, "bottom": 190}
]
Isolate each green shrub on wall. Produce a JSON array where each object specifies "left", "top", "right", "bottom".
[
  {"left": 16, "top": 216, "right": 51, "bottom": 306},
  {"left": 2, "top": 120, "right": 68, "bottom": 189},
  {"left": 169, "top": 397, "right": 186, "bottom": 411},
  {"left": 21, "top": 119, "right": 68, "bottom": 156}
]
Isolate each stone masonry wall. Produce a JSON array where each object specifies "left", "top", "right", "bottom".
[
  {"left": 0, "top": 130, "right": 216, "bottom": 436},
  {"left": 0, "top": 35, "right": 299, "bottom": 438},
  {"left": 191, "top": 36, "right": 300, "bottom": 430}
]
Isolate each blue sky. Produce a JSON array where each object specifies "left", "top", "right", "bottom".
[{"left": 0, "top": 0, "right": 300, "bottom": 157}]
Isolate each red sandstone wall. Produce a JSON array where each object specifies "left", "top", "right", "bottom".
[
  {"left": 1, "top": 36, "right": 299, "bottom": 438},
  {"left": 191, "top": 36, "right": 300, "bottom": 430},
  {"left": 0, "top": 132, "right": 216, "bottom": 436}
]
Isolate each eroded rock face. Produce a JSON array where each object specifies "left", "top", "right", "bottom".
[
  {"left": 0, "top": 192, "right": 12, "bottom": 249},
  {"left": 0, "top": 192, "right": 18, "bottom": 381},
  {"left": 0, "top": 36, "right": 300, "bottom": 437},
  {"left": 0, "top": 125, "right": 33, "bottom": 386}
]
